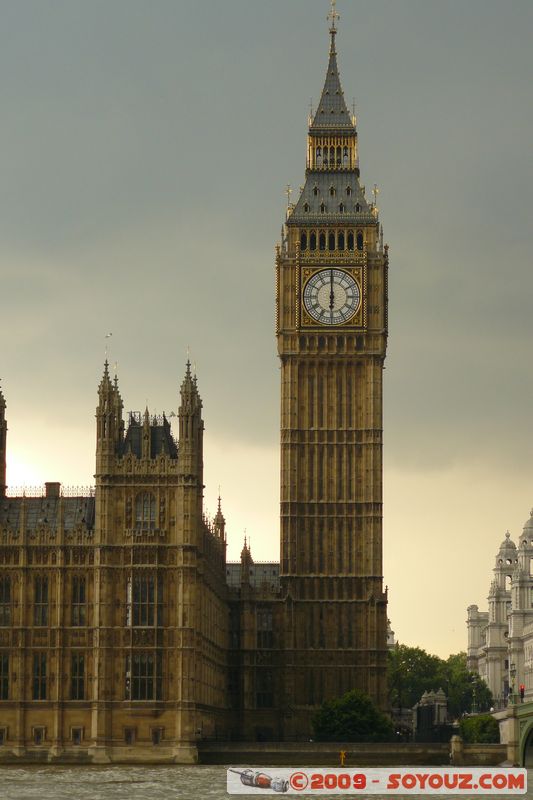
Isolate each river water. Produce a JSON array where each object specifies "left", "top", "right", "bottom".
[{"left": 0, "top": 766, "right": 530, "bottom": 800}]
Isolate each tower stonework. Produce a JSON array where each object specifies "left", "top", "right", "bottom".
[{"left": 276, "top": 17, "right": 389, "bottom": 733}]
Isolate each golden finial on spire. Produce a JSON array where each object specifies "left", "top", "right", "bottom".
[
  {"left": 285, "top": 184, "right": 293, "bottom": 220},
  {"left": 327, "top": 0, "right": 340, "bottom": 54},
  {"left": 327, "top": 0, "right": 340, "bottom": 33},
  {"left": 285, "top": 184, "right": 292, "bottom": 209}
]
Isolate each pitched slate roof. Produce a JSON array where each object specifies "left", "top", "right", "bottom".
[
  {"left": 122, "top": 415, "right": 178, "bottom": 459},
  {"left": 0, "top": 496, "right": 95, "bottom": 532},
  {"left": 310, "top": 33, "right": 355, "bottom": 132},
  {"left": 289, "top": 172, "right": 372, "bottom": 225}
]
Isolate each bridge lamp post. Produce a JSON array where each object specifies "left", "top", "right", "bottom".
[{"left": 510, "top": 663, "right": 517, "bottom": 705}]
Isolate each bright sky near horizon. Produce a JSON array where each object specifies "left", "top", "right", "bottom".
[{"left": 1, "top": 0, "right": 532, "bottom": 659}]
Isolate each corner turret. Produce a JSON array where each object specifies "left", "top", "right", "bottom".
[
  {"left": 95, "top": 361, "right": 124, "bottom": 472},
  {"left": 240, "top": 535, "right": 253, "bottom": 587},
  {"left": 178, "top": 360, "right": 204, "bottom": 484},
  {"left": 214, "top": 494, "right": 226, "bottom": 540}
]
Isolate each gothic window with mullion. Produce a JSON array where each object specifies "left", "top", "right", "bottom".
[
  {"left": 256, "top": 669, "right": 274, "bottom": 709},
  {"left": 126, "top": 573, "right": 163, "bottom": 627},
  {"left": 33, "top": 576, "right": 48, "bottom": 627},
  {"left": 256, "top": 608, "right": 273, "bottom": 648},
  {"left": 70, "top": 653, "right": 85, "bottom": 700},
  {"left": 0, "top": 653, "right": 9, "bottom": 700},
  {"left": 0, "top": 577, "right": 11, "bottom": 626},
  {"left": 125, "top": 652, "right": 162, "bottom": 700},
  {"left": 32, "top": 652, "right": 47, "bottom": 700},
  {"left": 135, "top": 492, "right": 156, "bottom": 531},
  {"left": 71, "top": 575, "right": 87, "bottom": 627}
]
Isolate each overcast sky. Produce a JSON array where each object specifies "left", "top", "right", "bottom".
[{"left": 1, "top": 0, "right": 532, "bottom": 658}]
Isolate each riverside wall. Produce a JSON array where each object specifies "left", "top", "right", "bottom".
[{"left": 0, "top": 740, "right": 509, "bottom": 766}]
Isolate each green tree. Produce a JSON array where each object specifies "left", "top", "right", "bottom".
[
  {"left": 312, "top": 689, "right": 394, "bottom": 742},
  {"left": 459, "top": 714, "right": 500, "bottom": 743},
  {"left": 440, "top": 652, "right": 493, "bottom": 718},
  {"left": 388, "top": 646, "right": 493, "bottom": 719},
  {"left": 388, "top": 644, "right": 443, "bottom": 710}
]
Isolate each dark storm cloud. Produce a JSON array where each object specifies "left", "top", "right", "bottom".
[
  {"left": 0, "top": 1, "right": 532, "bottom": 582},
  {"left": 0, "top": 0, "right": 531, "bottom": 449}
]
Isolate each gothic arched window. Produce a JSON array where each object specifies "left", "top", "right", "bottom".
[
  {"left": 320, "top": 203, "right": 326, "bottom": 214},
  {"left": 135, "top": 492, "right": 156, "bottom": 531},
  {"left": 338, "top": 232, "right": 345, "bottom": 250},
  {"left": 127, "top": 572, "right": 163, "bottom": 627},
  {"left": 355, "top": 203, "right": 360, "bottom": 212},
  {"left": 329, "top": 186, "right": 336, "bottom": 197},
  {"left": 303, "top": 202, "right": 310, "bottom": 212},
  {"left": 313, "top": 186, "right": 319, "bottom": 196},
  {"left": 0, "top": 577, "right": 11, "bottom": 626},
  {"left": 319, "top": 232, "right": 326, "bottom": 251},
  {"left": 300, "top": 232, "right": 307, "bottom": 251},
  {"left": 346, "top": 186, "right": 352, "bottom": 196},
  {"left": 347, "top": 231, "right": 354, "bottom": 251},
  {"left": 328, "top": 232, "right": 335, "bottom": 251},
  {"left": 310, "top": 231, "right": 317, "bottom": 251},
  {"left": 339, "top": 203, "right": 345, "bottom": 213},
  {"left": 357, "top": 231, "right": 364, "bottom": 251},
  {"left": 336, "top": 146, "right": 342, "bottom": 165}
]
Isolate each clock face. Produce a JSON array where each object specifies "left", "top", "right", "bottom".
[{"left": 303, "top": 268, "right": 361, "bottom": 325}]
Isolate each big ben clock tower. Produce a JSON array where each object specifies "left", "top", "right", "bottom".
[{"left": 276, "top": 4, "right": 388, "bottom": 732}]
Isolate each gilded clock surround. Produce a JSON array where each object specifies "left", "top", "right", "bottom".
[{"left": 300, "top": 264, "right": 365, "bottom": 328}]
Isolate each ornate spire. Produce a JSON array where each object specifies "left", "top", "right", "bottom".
[
  {"left": 214, "top": 493, "right": 226, "bottom": 540},
  {"left": 310, "top": 2, "right": 353, "bottom": 132},
  {"left": 179, "top": 358, "right": 202, "bottom": 412},
  {"left": 241, "top": 533, "right": 251, "bottom": 559},
  {"left": 180, "top": 359, "right": 195, "bottom": 394},
  {"left": 240, "top": 533, "right": 252, "bottom": 564},
  {"left": 98, "top": 359, "right": 113, "bottom": 396}
]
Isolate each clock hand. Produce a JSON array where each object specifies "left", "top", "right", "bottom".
[{"left": 329, "top": 269, "right": 334, "bottom": 310}]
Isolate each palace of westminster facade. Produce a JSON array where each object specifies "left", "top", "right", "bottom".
[{"left": 0, "top": 12, "right": 389, "bottom": 762}]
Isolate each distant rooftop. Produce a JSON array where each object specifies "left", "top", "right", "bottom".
[{"left": 226, "top": 562, "right": 280, "bottom": 592}]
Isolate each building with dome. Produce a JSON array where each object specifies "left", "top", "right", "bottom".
[{"left": 467, "top": 509, "right": 533, "bottom": 706}]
